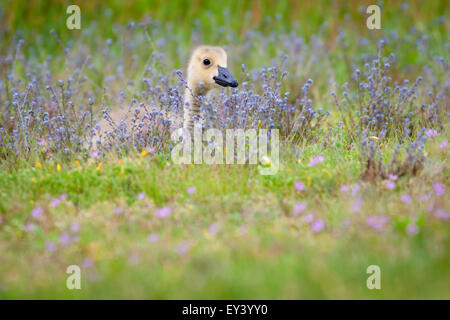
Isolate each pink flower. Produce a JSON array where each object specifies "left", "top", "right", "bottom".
[
  {"left": 155, "top": 206, "right": 171, "bottom": 218},
  {"left": 308, "top": 155, "right": 324, "bottom": 167},
  {"left": 388, "top": 174, "right": 398, "bottom": 181},
  {"left": 176, "top": 242, "right": 190, "bottom": 255},
  {"left": 352, "top": 198, "right": 363, "bottom": 213},
  {"left": 384, "top": 180, "right": 396, "bottom": 189},
  {"left": 207, "top": 223, "right": 221, "bottom": 235},
  {"left": 25, "top": 222, "right": 36, "bottom": 232},
  {"left": 311, "top": 219, "right": 325, "bottom": 233},
  {"left": 432, "top": 182, "right": 445, "bottom": 196},
  {"left": 340, "top": 185, "right": 349, "bottom": 192},
  {"left": 50, "top": 198, "right": 60, "bottom": 208},
  {"left": 113, "top": 206, "right": 122, "bottom": 215},
  {"left": 293, "top": 202, "right": 307, "bottom": 215},
  {"left": 37, "top": 139, "right": 46, "bottom": 146},
  {"left": 440, "top": 140, "right": 447, "bottom": 149},
  {"left": 400, "top": 194, "right": 412, "bottom": 204},
  {"left": 59, "top": 193, "right": 67, "bottom": 201},
  {"left": 406, "top": 224, "right": 419, "bottom": 236},
  {"left": 294, "top": 181, "right": 305, "bottom": 191},
  {"left": 425, "top": 128, "right": 439, "bottom": 139},
  {"left": 351, "top": 184, "right": 360, "bottom": 197},
  {"left": 420, "top": 193, "right": 431, "bottom": 201},
  {"left": 70, "top": 222, "right": 81, "bottom": 233},
  {"left": 59, "top": 233, "right": 71, "bottom": 246},
  {"left": 45, "top": 241, "right": 57, "bottom": 252},
  {"left": 366, "top": 215, "right": 389, "bottom": 232},
  {"left": 82, "top": 258, "right": 94, "bottom": 268},
  {"left": 303, "top": 213, "right": 314, "bottom": 223},
  {"left": 187, "top": 186, "right": 196, "bottom": 195},
  {"left": 90, "top": 151, "right": 100, "bottom": 158},
  {"left": 342, "top": 219, "right": 351, "bottom": 227},
  {"left": 147, "top": 232, "right": 159, "bottom": 243},
  {"left": 435, "top": 209, "right": 449, "bottom": 221},
  {"left": 137, "top": 192, "right": 146, "bottom": 200},
  {"left": 31, "top": 206, "right": 43, "bottom": 219}
]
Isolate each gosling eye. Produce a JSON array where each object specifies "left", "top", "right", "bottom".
[{"left": 202, "top": 58, "right": 211, "bottom": 66}]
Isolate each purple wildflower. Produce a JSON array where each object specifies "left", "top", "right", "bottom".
[
  {"left": 137, "top": 192, "right": 146, "bottom": 200},
  {"left": 340, "top": 184, "right": 349, "bottom": 192},
  {"left": 400, "top": 194, "right": 412, "bottom": 204},
  {"left": 31, "top": 206, "right": 43, "bottom": 219},
  {"left": 70, "top": 222, "right": 81, "bottom": 233},
  {"left": 406, "top": 224, "right": 419, "bottom": 236},
  {"left": 366, "top": 215, "right": 389, "bottom": 232},
  {"left": 147, "top": 232, "right": 159, "bottom": 243},
  {"left": 308, "top": 155, "right": 324, "bottom": 167},
  {"left": 342, "top": 219, "right": 351, "bottom": 227},
  {"left": 388, "top": 174, "right": 398, "bottom": 181},
  {"left": 352, "top": 198, "right": 363, "bottom": 213},
  {"left": 82, "top": 258, "right": 94, "bottom": 268},
  {"left": 155, "top": 206, "right": 171, "bottom": 218},
  {"left": 187, "top": 186, "right": 196, "bottom": 195},
  {"left": 351, "top": 184, "right": 360, "bottom": 197},
  {"left": 207, "top": 222, "right": 221, "bottom": 235},
  {"left": 59, "top": 233, "right": 71, "bottom": 246},
  {"left": 25, "top": 222, "right": 36, "bottom": 232},
  {"left": 50, "top": 198, "right": 61, "bottom": 208},
  {"left": 59, "top": 193, "right": 67, "bottom": 201},
  {"left": 37, "top": 139, "right": 46, "bottom": 146},
  {"left": 293, "top": 202, "right": 307, "bottom": 215},
  {"left": 425, "top": 128, "right": 439, "bottom": 139},
  {"left": 45, "top": 241, "right": 57, "bottom": 252},
  {"left": 90, "top": 151, "right": 100, "bottom": 158},
  {"left": 294, "top": 181, "right": 305, "bottom": 191},
  {"left": 432, "top": 182, "right": 445, "bottom": 196},
  {"left": 439, "top": 140, "right": 447, "bottom": 149},
  {"left": 311, "top": 219, "right": 325, "bottom": 233},
  {"left": 303, "top": 213, "right": 314, "bottom": 223},
  {"left": 435, "top": 208, "right": 449, "bottom": 221},
  {"left": 176, "top": 242, "right": 190, "bottom": 255},
  {"left": 384, "top": 180, "right": 396, "bottom": 189}
]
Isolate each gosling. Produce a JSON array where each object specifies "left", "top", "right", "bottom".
[{"left": 183, "top": 45, "right": 238, "bottom": 132}]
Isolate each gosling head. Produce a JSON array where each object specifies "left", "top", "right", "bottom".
[{"left": 186, "top": 45, "right": 238, "bottom": 94}]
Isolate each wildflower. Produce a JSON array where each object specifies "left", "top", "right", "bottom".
[
  {"left": 342, "top": 219, "right": 351, "bottom": 227},
  {"left": 303, "top": 213, "right": 314, "bottom": 223},
  {"left": 59, "top": 233, "right": 71, "bottom": 246},
  {"left": 432, "top": 182, "right": 445, "bottom": 196},
  {"left": 340, "top": 184, "right": 349, "bottom": 192},
  {"left": 297, "top": 158, "right": 301, "bottom": 164},
  {"left": 70, "top": 222, "right": 81, "bottom": 233},
  {"left": 308, "top": 155, "right": 324, "bottom": 167},
  {"left": 31, "top": 177, "right": 36, "bottom": 183},
  {"left": 384, "top": 180, "right": 396, "bottom": 189},
  {"left": 425, "top": 129, "right": 439, "bottom": 139},
  {"left": 90, "top": 151, "right": 100, "bottom": 158},
  {"left": 31, "top": 206, "right": 43, "bottom": 219},
  {"left": 366, "top": 215, "right": 389, "bottom": 232},
  {"left": 388, "top": 174, "right": 398, "bottom": 181},
  {"left": 370, "top": 136, "right": 379, "bottom": 140},
  {"left": 351, "top": 184, "right": 360, "bottom": 197},
  {"left": 137, "top": 192, "right": 146, "bottom": 200},
  {"left": 293, "top": 202, "right": 307, "bottom": 215},
  {"left": 45, "top": 241, "right": 57, "bottom": 252},
  {"left": 400, "top": 194, "right": 412, "bottom": 204},
  {"left": 421, "top": 193, "right": 431, "bottom": 201},
  {"left": 439, "top": 140, "right": 447, "bottom": 149},
  {"left": 207, "top": 222, "right": 221, "bottom": 236},
  {"left": 37, "top": 139, "right": 46, "bottom": 146},
  {"left": 352, "top": 198, "right": 363, "bottom": 213},
  {"left": 435, "top": 208, "right": 449, "bottom": 221},
  {"left": 406, "top": 224, "right": 419, "bottom": 236},
  {"left": 155, "top": 206, "right": 171, "bottom": 218},
  {"left": 36, "top": 162, "right": 41, "bottom": 169},
  {"left": 261, "top": 155, "right": 271, "bottom": 166},
  {"left": 311, "top": 219, "right": 325, "bottom": 233},
  {"left": 59, "top": 193, "right": 67, "bottom": 201},
  {"left": 113, "top": 206, "right": 122, "bottom": 215},
  {"left": 56, "top": 164, "right": 62, "bottom": 172},
  {"left": 258, "top": 120, "right": 262, "bottom": 128},
  {"left": 187, "top": 186, "right": 196, "bottom": 195},
  {"left": 176, "top": 242, "right": 190, "bottom": 255},
  {"left": 147, "top": 232, "right": 159, "bottom": 243},
  {"left": 140, "top": 150, "right": 147, "bottom": 157},
  {"left": 75, "top": 160, "right": 80, "bottom": 167},
  {"left": 82, "top": 258, "right": 94, "bottom": 268},
  {"left": 50, "top": 198, "right": 60, "bottom": 208},
  {"left": 294, "top": 181, "right": 305, "bottom": 191},
  {"left": 24, "top": 223, "right": 36, "bottom": 232}
]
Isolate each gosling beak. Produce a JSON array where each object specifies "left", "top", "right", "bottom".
[{"left": 213, "top": 66, "right": 238, "bottom": 88}]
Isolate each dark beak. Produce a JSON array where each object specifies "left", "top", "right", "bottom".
[{"left": 213, "top": 66, "right": 238, "bottom": 88}]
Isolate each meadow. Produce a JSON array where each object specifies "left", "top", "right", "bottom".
[{"left": 0, "top": 0, "right": 448, "bottom": 299}]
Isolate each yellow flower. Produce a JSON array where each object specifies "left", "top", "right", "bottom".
[
  {"left": 74, "top": 160, "right": 80, "bottom": 167},
  {"left": 342, "top": 124, "right": 346, "bottom": 129},
  {"left": 118, "top": 159, "right": 123, "bottom": 165},
  {"left": 35, "top": 162, "right": 41, "bottom": 169},
  {"left": 258, "top": 120, "right": 262, "bottom": 128},
  {"left": 370, "top": 136, "right": 379, "bottom": 140},
  {"left": 307, "top": 176, "right": 312, "bottom": 186},
  {"left": 140, "top": 150, "right": 147, "bottom": 157},
  {"left": 297, "top": 158, "right": 301, "bottom": 164},
  {"left": 31, "top": 177, "right": 36, "bottom": 183},
  {"left": 56, "top": 164, "right": 61, "bottom": 172},
  {"left": 97, "top": 162, "right": 102, "bottom": 171}
]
